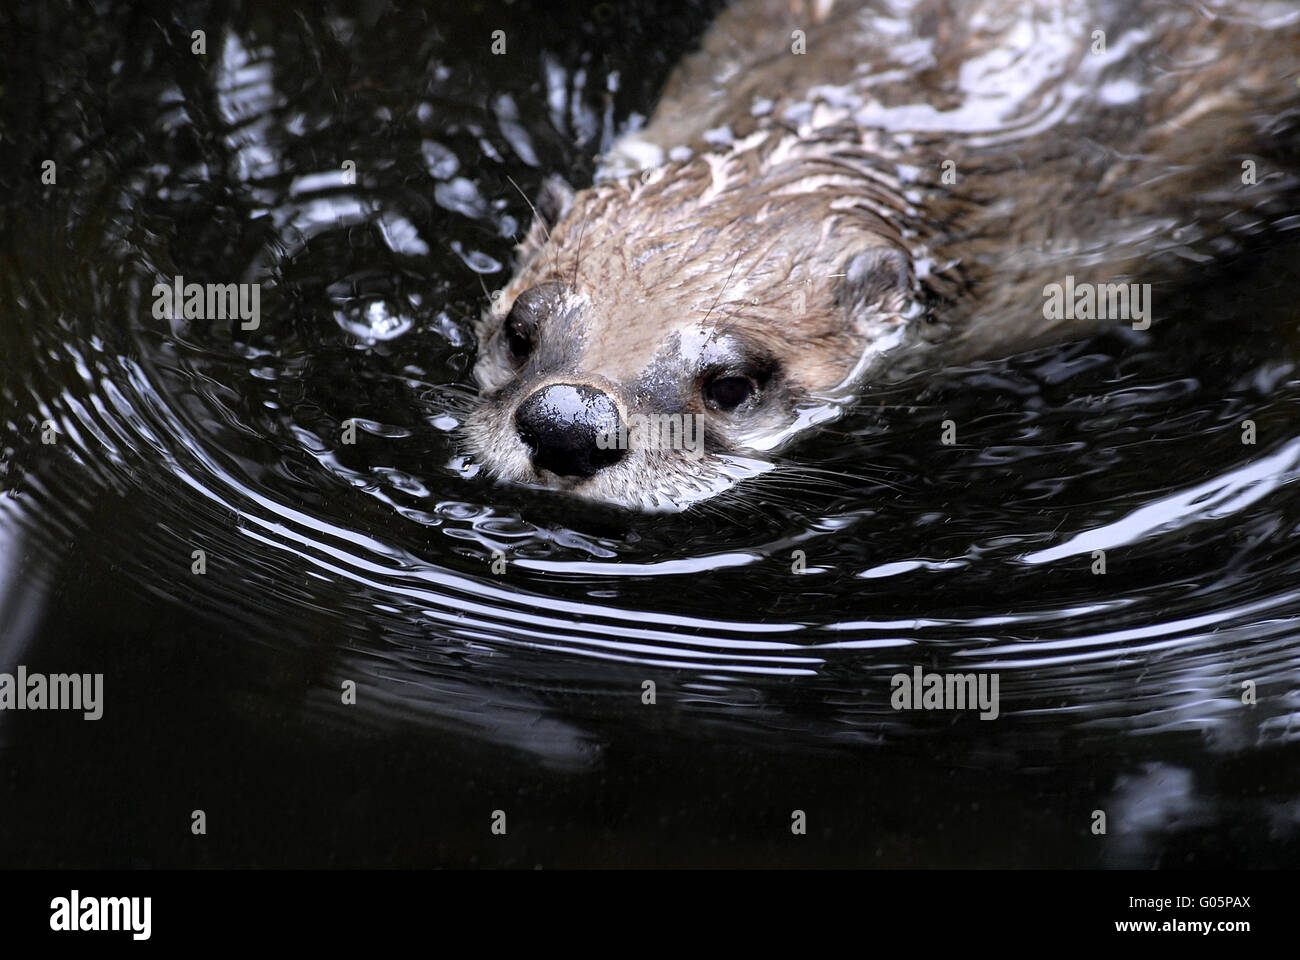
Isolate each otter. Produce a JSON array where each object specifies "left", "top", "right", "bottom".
[{"left": 466, "top": 0, "right": 1300, "bottom": 511}]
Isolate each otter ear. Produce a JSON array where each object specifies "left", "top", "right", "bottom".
[
  {"left": 516, "top": 175, "right": 575, "bottom": 268},
  {"left": 835, "top": 246, "right": 911, "bottom": 320}
]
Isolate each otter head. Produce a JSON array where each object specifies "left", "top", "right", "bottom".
[{"left": 465, "top": 153, "right": 920, "bottom": 512}]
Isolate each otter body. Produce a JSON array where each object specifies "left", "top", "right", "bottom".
[{"left": 468, "top": 0, "right": 1300, "bottom": 510}]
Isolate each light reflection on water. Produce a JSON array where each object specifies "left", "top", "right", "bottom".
[{"left": 2, "top": 0, "right": 1299, "bottom": 866}]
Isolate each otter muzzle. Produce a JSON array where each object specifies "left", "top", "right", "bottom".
[{"left": 514, "top": 383, "right": 625, "bottom": 479}]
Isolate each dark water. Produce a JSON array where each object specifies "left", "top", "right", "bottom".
[{"left": 2, "top": 0, "right": 1299, "bottom": 867}]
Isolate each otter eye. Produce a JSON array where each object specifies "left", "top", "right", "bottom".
[
  {"left": 503, "top": 302, "right": 537, "bottom": 365},
  {"left": 500, "top": 284, "right": 562, "bottom": 366},
  {"left": 704, "top": 375, "right": 755, "bottom": 411}
]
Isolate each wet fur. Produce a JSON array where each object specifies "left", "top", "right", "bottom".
[{"left": 467, "top": 0, "right": 1300, "bottom": 510}]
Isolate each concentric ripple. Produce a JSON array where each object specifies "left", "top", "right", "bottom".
[{"left": 3, "top": 0, "right": 1299, "bottom": 823}]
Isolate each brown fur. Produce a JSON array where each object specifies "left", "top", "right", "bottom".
[{"left": 466, "top": 0, "right": 1300, "bottom": 510}]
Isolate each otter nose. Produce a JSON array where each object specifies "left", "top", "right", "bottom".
[{"left": 514, "top": 383, "right": 625, "bottom": 478}]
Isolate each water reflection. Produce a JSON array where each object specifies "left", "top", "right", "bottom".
[{"left": 2, "top": 0, "right": 1299, "bottom": 865}]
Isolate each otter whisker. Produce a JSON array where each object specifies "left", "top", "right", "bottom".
[
  {"left": 569, "top": 205, "right": 590, "bottom": 293},
  {"left": 506, "top": 173, "right": 563, "bottom": 281},
  {"left": 781, "top": 465, "right": 908, "bottom": 494},
  {"left": 700, "top": 250, "right": 743, "bottom": 330}
]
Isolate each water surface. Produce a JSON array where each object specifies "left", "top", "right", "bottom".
[{"left": 2, "top": 0, "right": 1299, "bottom": 867}]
